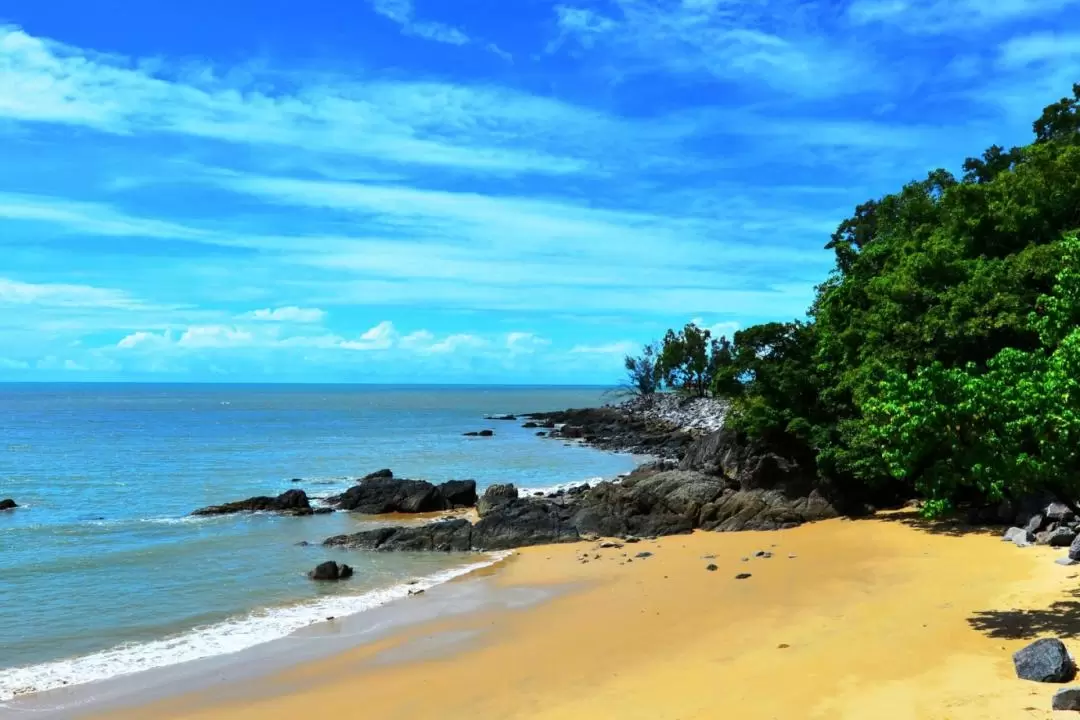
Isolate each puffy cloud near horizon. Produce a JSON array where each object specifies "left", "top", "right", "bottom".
[{"left": 1, "top": 0, "right": 1078, "bottom": 383}]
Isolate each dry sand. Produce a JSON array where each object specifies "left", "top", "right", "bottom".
[{"left": 101, "top": 513, "right": 1080, "bottom": 720}]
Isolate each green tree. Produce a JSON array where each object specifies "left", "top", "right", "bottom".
[
  {"left": 658, "top": 323, "right": 719, "bottom": 398},
  {"left": 621, "top": 342, "right": 662, "bottom": 397},
  {"left": 863, "top": 234, "right": 1080, "bottom": 516}
]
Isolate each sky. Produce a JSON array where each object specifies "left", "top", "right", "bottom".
[{"left": 1, "top": 0, "right": 1079, "bottom": 384}]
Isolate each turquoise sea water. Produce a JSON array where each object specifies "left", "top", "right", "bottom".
[{"left": 0, "top": 384, "right": 636, "bottom": 700}]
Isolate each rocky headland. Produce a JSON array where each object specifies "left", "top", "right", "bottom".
[{"left": 318, "top": 394, "right": 838, "bottom": 552}]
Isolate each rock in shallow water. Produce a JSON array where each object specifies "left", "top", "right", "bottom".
[
  {"left": 308, "top": 561, "right": 353, "bottom": 581},
  {"left": 0, "top": 498, "right": 17, "bottom": 511},
  {"left": 192, "top": 489, "right": 313, "bottom": 516},
  {"left": 1013, "top": 638, "right": 1076, "bottom": 683}
]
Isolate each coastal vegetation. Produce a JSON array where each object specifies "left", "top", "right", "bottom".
[{"left": 626, "top": 84, "right": 1080, "bottom": 516}]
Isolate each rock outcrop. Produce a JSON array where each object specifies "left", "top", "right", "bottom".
[
  {"left": 328, "top": 477, "right": 476, "bottom": 514},
  {"left": 324, "top": 519, "right": 474, "bottom": 552},
  {"left": 478, "top": 483, "right": 518, "bottom": 517},
  {"left": 192, "top": 489, "right": 314, "bottom": 516}
]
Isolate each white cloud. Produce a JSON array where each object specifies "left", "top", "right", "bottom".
[
  {"left": 429, "top": 333, "right": 487, "bottom": 354},
  {"left": 690, "top": 318, "right": 741, "bottom": 339},
  {"left": 371, "top": 0, "right": 470, "bottom": 45},
  {"left": 506, "top": 332, "right": 551, "bottom": 354},
  {"left": 338, "top": 320, "right": 396, "bottom": 350},
  {"left": 245, "top": 306, "right": 326, "bottom": 323},
  {"left": 0, "top": 26, "right": 584, "bottom": 176},
  {"left": 0, "top": 357, "right": 29, "bottom": 369},
  {"left": 0, "top": 277, "right": 146, "bottom": 309},
  {"left": 998, "top": 32, "right": 1080, "bottom": 69},
  {"left": 848, "top": 0, "right": 1080, "bottom": 33},
  {"left": 550, "top": 0, "right": 875, "bottom": 97},
  {"left": 570, "top": 341, "right": 635, "bottom": 355}
]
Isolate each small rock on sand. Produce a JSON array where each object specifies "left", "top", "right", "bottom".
[
  {"left": 600, "top": 541, "right": 623, "bottom": 549},
  {"left": 1013, "top": 638, "right": 1076, "bottom": 683},
  {"left": 735, "top": 573, "right": 752, "bottom": 580},
  {"left": 1053, "top": 687, "right": 1080, "bottom": 711},
  {"left": 706, "top": 564, "right": 719, "bottom": 572},
  {"left": 408, "top": 588, "right": 425, "bottom": 596},
  {"left": 702, "top": 554, "right": 716, "bottom": 559},
  {"left": 1058, "top": 558, "right": 1080, "bottom": 566},
  {"left": 625, "top": 537, "right": 641, "bottom": 544},
  {"left": 755, "top": 551, "right": 773, "bottom": 559},
  {"left": 636, "top": 552, "right": 653, "bottom": 559}
]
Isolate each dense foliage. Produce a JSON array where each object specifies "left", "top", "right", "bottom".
[{"left": 623, "top": 84, "right": 1080, "bottom": 514}]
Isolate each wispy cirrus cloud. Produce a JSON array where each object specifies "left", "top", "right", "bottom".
[
  {"left": 0, "top": 277, "right": 147, "bottom": 309},
  {"left": 848, "top": 0, "right": 1080, "bottom": 33},
  {"left": 549, "top": 0, "right": 874, "bottom": 98},
  {"left": 0, "top": 26, "right": 575, "bottom": 176}
]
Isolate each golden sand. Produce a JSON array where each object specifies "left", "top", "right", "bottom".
[{"left": 103, "top": 514, "right": 1080, "bottom": 720}]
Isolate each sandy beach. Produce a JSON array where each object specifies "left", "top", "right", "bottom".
[{"left": 92, "top": 512, "right": 1080, "bottom": 720}]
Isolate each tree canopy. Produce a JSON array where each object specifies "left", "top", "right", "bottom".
[{"left": 631, "top": 83, "right": 1080, "bottom": 514}]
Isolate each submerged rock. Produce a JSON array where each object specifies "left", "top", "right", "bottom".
[
  {"left": 464, "top": 430, "right": 495, "bottom": 437},
  {"left": 485, "top": 414, "right": 517, "bottom": 421},
  {"left": 1013, "top": 638, "right": 1076, "bottom": 683},
  {"left": 192, "top": 489, "right": 313, "bottom": 516},
  {"left": 0, "top": 498, "right": 17, "bottom": 511},
  {"left": 308, "top": 561, "right": 354, "bottom": 581}
]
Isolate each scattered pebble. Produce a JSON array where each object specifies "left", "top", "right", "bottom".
[
  {"left": 625, "top": 537, "right": 641, "bottom": 544},
  {"left": 735, "top": 573, "right": 752, "bottom": 580},
  {"left": 788, "top": 554, "right": 797, "bottom": 559},
  {"left": 702, "top": 554, "right": 716, "bottom": 559},
  {"left": 754, "top": 551, "right": 773, "bottom": 559},
  {"left": 636, "top": 551, "right": 653, "bottom": 559},
  {"left": 777, "top": 643, "right": 790, "bottom": 649},
  {"left": 408, "top": 588, "right": 425, "bottom": 596},
  {"left": 741, "top": 557, "right": 749, "bottom": 562},
  {"left": 326, "top": 616, "right": 335, "bottom": 621},
  {"left": 706, "top": 564, "right": 719, "bottom": 572}
]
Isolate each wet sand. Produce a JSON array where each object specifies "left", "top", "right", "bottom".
[{"left": 99, "top": 513, "right": 1079, "bottom": 719}]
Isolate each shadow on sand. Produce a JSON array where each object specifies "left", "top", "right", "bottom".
[
  {"left": 862, "top": 508, "right": 1003, "bottom": 538},
  {"left": 967, "top": 588, "right": 1080, "bottom": 640}
]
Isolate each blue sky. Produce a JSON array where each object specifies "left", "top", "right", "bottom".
[{"left": 1, "top": 0, "right": 1079, "bottom": 383}]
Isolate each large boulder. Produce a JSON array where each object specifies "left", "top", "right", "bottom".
[
  {"left": 308, "top": 561, "right": 354, "bottom": 581},
  {"left": 1037, "top": 526, "right": 1078, "bottom": 547},
  {"left": 472, "top": 498, "right": 579, "bottom": 550},
  {"left": 1053, "top": 687, "right": 1080, "bottom": 711},
  {"left": 438, "top": 480, "right": 478, "bottom": 509},
  {"left": 324, "top": 519, "right": 473, "bottom": 552},
  {"left": 570, "top": 469, "right": 838, "bottom": 538},
  {"left": 1068, "top": 533, "right": 1080, "bottom": 561},
  {"left": 192, "top": 489, "right": 313, "bottom": 516},
  {"left": 1013, "top": 638, "right": 1076, "bottom": 683},
  {"left": 478, "top": 483, "right": 518, "bottom": 517},
  {"left": 329, "top": 478, "right": 445, "bottom": 514},
  {"left": 0, "top": 499, "right": 17, "bottom": 511}
]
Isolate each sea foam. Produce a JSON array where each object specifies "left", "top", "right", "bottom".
[{"left": 0, "top": 552, "right": 510, "bottom": 702}]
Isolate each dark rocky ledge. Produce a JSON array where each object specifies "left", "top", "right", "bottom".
[
  {"left": 326, "top": 476, "right": 478, "bottom": 513},
  {"left": 322, "top": 428, "right": 840, "bottom": 552},
  {"left": 192, "top": 489, "right": 319, "bottom": 516},
  {"left": 522, "top": 406, "right": 698, "bottom": 460}
]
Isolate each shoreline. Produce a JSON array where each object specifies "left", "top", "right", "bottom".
[
  {"left": 1, "top": 551, "right": 528, "bottom": 718},
  {"left": 82, "top": 514, "right": 1080, "bottom": 720}
]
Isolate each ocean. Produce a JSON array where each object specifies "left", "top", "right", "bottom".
[{"left": 0, "top": 384, "right": 637, "bottom": 702}]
